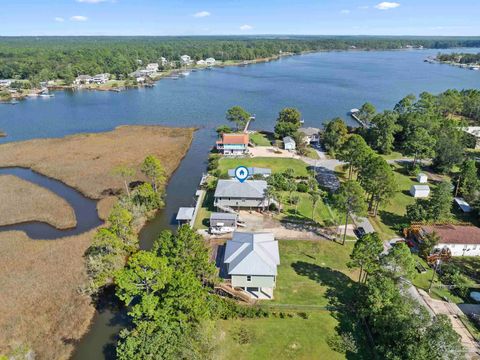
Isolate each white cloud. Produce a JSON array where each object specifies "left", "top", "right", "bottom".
[
  {"left": 76, "top": 0, "right": 108, "bottom": 3},
  {"left": 70, "top": 15, "right": 88, "bottom": 21},
  {"left": 374, "top": 2, "right": 400, "bottom": 10},
  {"left": 240, "top": 24, "right": 253, "bottom": 31},
  {"left": 193, "top": 11, "right": 211, "bottom": 18},
  {"left": 340, "top": 9, "right": 350, "bottom": 14},
  {"left": 54, "top": 17, "right": 65, "bottom": 22}
]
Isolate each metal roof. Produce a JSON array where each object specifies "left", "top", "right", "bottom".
[
  {"left": 411, "top": 185, "right": 430, "bottom": 191},
  {"left": 176, "top": 207, "right": 194, "bottom": 221},
  {"left": 210, "top": 212, "right": 238, "bottom": 221},
  {"left": 224, "top": 232, "right": 280, "bottom": 276},
  {"left": 214, "top": 180, "right": 267, "bottom": 199},
  {"left": 283, "top": 136, "right": 295, "bottom": 144},
  {"left": 227, "top": 167, "right": 272, "bottom": 177}
]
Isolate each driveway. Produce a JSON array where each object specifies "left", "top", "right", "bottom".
[{"left": 249, "top": 146, "right": 299, "bottom": 159}]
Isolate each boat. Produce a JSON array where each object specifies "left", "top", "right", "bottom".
[
  {"left": 350, "top": 108, "right": 360, "bottom": 114},
  {"left": 39, "top": 94, "right": 55, "bottom": 98},
  {"left": 179, "top": 71, "right": 191, "bottom": 77}
]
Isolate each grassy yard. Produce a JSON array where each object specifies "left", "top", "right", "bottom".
[
  {"left": 218, "top": 157, "right": 310, "bottom": 178},
  {"left": 194, "top": 190, "right": 214, "bottom": 230},
  {"left": 215, "top": 240, "right": 370, "bottom": 360},
  {"left": 215, "top": 312, "right": 346, "bottom": 360},
  {"left": 271, "top": 240, "right": 358, "bottom": 306},
  {"left": 411, "top": 255, "right": 464, "bottom": 303},
  {"left": 250, "top": 132, "right": 272, "bottom": 146},
  {"left": 278, "top": 191, "right": 337, "bottom": 226},
  {"left": 303, "top": 147, "right": 320, "bottom": 160}
]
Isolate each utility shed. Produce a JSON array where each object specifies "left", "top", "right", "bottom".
[
  {"left": 417, "top": 173, "right": 428, "bottom": 183},
  {"left": 454, "top": 197, "right": 472, "bottom": 213},
  {"left": 283, "top": 136, "right": 296, "bottom": 150},
  {"left": 410, "top": 185, "right": 430, "bottom": 198}
]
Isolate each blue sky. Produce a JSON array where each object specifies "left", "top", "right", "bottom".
[{"left": 0, "top": 0, "right": 479, "bottom": 36}]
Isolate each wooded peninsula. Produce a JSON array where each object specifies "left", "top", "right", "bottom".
[{"left": 1, "top": 36, "right": 480, "bottom": 84}]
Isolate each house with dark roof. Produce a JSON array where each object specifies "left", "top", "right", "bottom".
[
  {"left": 214, "top": 180, "right": 270, "bottom": 210},
  {"left": 299, "top": 127, "right": 320, "bottom": 144},
  {"left": 421, "top": 225, "right": 480, "bottom": 256},
  {"left": 223, "top": 232, "right": 280, "bottom": 299},
  {"left": 216, "top": 133, "right": 249, "bottom": 156}
]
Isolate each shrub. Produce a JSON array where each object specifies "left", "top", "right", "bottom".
[
  {"left": 297, "top": 312, "right": 309, "bottom": 319},
  {"left": 297, "top": 182, "right": 308, "bottom": 192}
]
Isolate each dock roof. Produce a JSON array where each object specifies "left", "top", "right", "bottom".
[{"left": 176, "top": 207, "right": 194, "bottom": 221}]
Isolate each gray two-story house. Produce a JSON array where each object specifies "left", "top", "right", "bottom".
[
  {"left": 214, "top": 180, "right": 270, "bottom": 210},
  {"left": 223, "top": 232, "right": 280, "bottom": 299}
]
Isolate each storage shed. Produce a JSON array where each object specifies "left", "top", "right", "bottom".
[
  {"left": 410, "top": 185, "right": 430, "bottom": 198},
  {"left": 417, "top": 173, "right": 428, "bottom": 184}
]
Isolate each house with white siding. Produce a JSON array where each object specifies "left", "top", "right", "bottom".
[{"left": 421, "top": 225, "right": 480, "bottom": 256}]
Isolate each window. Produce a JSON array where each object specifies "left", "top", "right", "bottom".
[{"left": 246, "top": 276, "right": 252, "bottom": 282}]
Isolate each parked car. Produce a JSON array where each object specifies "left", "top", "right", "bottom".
[{"left": 355, "top": 227, "right": 366, "bottom": 238}]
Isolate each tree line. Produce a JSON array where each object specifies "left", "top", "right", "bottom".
[
  {"left": 2, "top": 36, "right": 480, "bottom": 84},
  {"left": 437, "top": 52, "right": 480, "bottom": 64}
]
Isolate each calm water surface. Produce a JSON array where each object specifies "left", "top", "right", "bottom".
[{"left": 0, "top": 49, "right": 479, "bottom": 359}]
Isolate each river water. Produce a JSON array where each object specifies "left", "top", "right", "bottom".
[{"left": 0, "top": 48, "right": 479, "bottom": 359}]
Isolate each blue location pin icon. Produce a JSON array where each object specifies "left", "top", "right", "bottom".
[{"left": 235, "top": 166, "right": 249, "bottom": 183}]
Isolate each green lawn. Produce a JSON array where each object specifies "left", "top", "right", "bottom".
[
  {"left": 215, "top": 312, "right": 346, "bottom": 360},
  {"left": 380, "top": 151, "right": 407, "bottom": 161},
  {"left": 194, "top": 190, "right": 214, "bottom": 230},
  {"left": 303, "top": 147, "right": 320, "bottom": 160},
  {"left": 215, "top": 240, "right": 370, "bottom": 360},
  {"left": 271, "top": 240, "right": 358, "bottom": 306},
  {"left": 411, "top": 255, "right": 464, "bottom": 303},
  {"left": 218, "top": 157, "right": 310, "bottom": 178},
  {"left": 278, "top": 191, "right": 337, "bottom": 226},
  {"left": 250, "top": 132, "right": 272, "bottom": 146}
]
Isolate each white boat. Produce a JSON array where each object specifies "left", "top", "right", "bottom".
[
  {"left": 350, "top": 108, "right": 360, "bottom": 114},
  {"left": 180, "top": 71, "right": 190, "bottom": 77},
  {"left": 39, "top": 94, "right": 55, "bottom": 98}
]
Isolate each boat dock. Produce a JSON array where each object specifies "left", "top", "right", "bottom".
[{"left": 349, "top": 108, "right": 369, "bottom": 128}]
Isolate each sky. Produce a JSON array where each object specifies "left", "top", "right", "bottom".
[{"left": 0, "top": 0, "right": 479, "bottom": 36}]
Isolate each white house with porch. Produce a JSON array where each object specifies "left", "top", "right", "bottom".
[{"left": 223, "top": 232, "right": 280, "bottom": 299}]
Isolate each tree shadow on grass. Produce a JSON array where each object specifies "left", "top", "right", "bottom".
[
  {"left": 378, "top": 210, "right": 405, "bottom": 233},
  {"left": 291, "top": 261, "right": 372, "bottom": 359}
]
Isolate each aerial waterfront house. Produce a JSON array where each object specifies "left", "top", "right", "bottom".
[
  {"left": 216, "top": 133, "right": 249, "bottom": 156},
  {"left": 91, "top": 74, "right": 110, "bottom": 84},
  {"left": 223, "top": 232, "right": 280, "bottom": 299},
  {"left": 196, "top": 60, "right": 206, "bottom": 66},
  {"left": 205, "top": 57, "right": 216, "bottom": 66},
  {"left": 210, "top": 212, "right": 238, "bottom": 234},
  {"left": 299, "top": 127, "right": 320, "bottom": 144},
  {"left": 227, "top": 167, "right": 271, "bottom": 179},
  {"left": 160, "top": 57, "right": 168, "bottom": 66},
  {"left": 283, "top": 136, "right": 296, "bottom": 150},
  {"left": 410, "top": 184, "right": 430, "bottom": 198},
  {"left": 146, "top": 63, "right": 159, "bottom": 72},
  {"left": 0, "top": 79, "right": 13, "bottom": 87},
  {"left": 420, "top": 224, "right": 480, "bottom": 256},
  {"left": 74, "top": 75, "right": 93, "bottom": 85},
  {"left": 214, "top": 180, "right": 270, "bottom": 210},
  {"left": 180, "top": 55, "right": 192, "bottom": 65}
]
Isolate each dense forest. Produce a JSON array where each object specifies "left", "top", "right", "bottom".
[
  {"left": 437, "top": 52, "right": 480, "bottom": 64},
  {"left": 1, "top": 36, "right": 480, "bottom": 83}
]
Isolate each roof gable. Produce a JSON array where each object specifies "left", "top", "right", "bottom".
[
  {"left": 214, "top": 180, "right": 267, "bottom": 198},
  {"left": 224, "top": 232, "right": 280, "bottom": 276}
]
